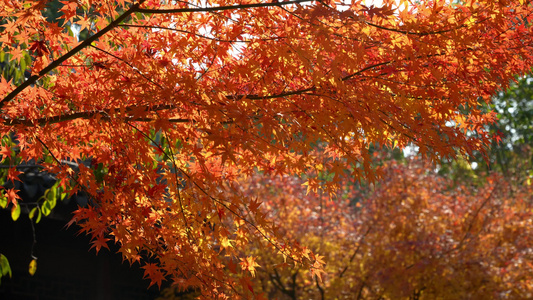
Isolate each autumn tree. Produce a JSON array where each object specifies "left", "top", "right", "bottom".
[
  {"left": 237, "top": 159, "right": 533, "bottom": 299},
  {"left": 1, "top": 0, "right": 533, "bottom": 297}
]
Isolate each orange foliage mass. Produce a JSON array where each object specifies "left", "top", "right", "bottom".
[{"left": 241, "top": 159, "right": 533, "bottom": 299}]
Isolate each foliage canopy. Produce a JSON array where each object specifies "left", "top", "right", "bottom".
[{"left": 1, "top": 0, "right": 533, "bottom": 297}]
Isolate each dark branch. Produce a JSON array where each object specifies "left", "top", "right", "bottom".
[
  {"left": 135, "top": 0, "right": 313, "bottom": 14},
  {"left": 3, "top": 104, "right": 177, "bottom": 126}
]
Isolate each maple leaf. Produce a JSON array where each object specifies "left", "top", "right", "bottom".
[
  {"left": 28, "top": 40, "right": 49, "bottom": 57},
  {"left": 220, "top": 237, "right": 234, "bottom": 250},
  {"left": 5, "top": 188, "right": 20, "bottom": 205},
  {"left": 7, "top": 167, "right": 22, "bottom": 183},
  {"left": 90, "top": 234, "right": 111, "bottom": 254},
  {"left": 239, "top": 277, "right": 255, "bottom": 295},
  {"left": 0, "top": 146, "right": 12, "bottom": 159},
  {"left": 493, "top": 130, "right": 504, "bottom": 145},
  {"left": 248, "top": 198, "right": 262, "bottom": 212},
  {"left": 142, "top": 263, "right": 165, "bottom": 289},
  {"left": 60, "top": 1, "right": 79, "bottom": 22},
  {"left": 240, "top": 256, "right": 260, "bottom": 277},
  {"left": 8, "top": 47, "right": 23, "bottom": 63},
  {"left": 310, "top": 254, "right": 326, "bottom": 282},
  {"left": 362, "top": 4, "right": 395, "bottom": 19}
]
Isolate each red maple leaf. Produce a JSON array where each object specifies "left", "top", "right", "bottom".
[
  {"left": 90, "top": 234, "right": 110, "bottom": 254},
  {"left": 142, "top": 263, "right": 165, "bottom": 288},
  {"left": 28, "top": 40, "right": 49, "bottom": 57}
]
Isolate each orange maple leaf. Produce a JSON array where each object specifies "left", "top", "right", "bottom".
[
  {"left": 7, "top": 167, "right": 22, "bottom": 183},
  {"left": 5, "top": 188, "right": 20, "bottom": 205},
  {"left": 240, "top": 256, "right": 261, "bottom": 277}
]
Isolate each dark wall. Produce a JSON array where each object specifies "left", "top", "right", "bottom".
[{"left": 0, "top": 210, "right": 162, "bottom": 300}]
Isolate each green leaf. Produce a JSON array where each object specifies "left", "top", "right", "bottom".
[
  {"left": 50, "top": 186, "right": 57, "bottom": 199},
  {"left": 42, "top": 200, "right": 52, "bottom": 216},
  {"left": 29, "top": 206, "right": 38, "bottom": 220},
  {"left": 35, "top": 207, "right": 42, "bottom": 224},
  {"left": 47, "top": 188, "right": 57, "bottom": 209},
  {"left": 20, "top": 58, "right": 26, "bottom": 74},
  {"left": 44, "top": 155, "right": 54, "bottom": 164},
  {"left": 11, "top": 204, "right": 20, "bottom": 221},
  {"left": 0, "top": 194, "right": 7, "bottom": 209},
  {"left": 50, "top": 197, "right": 57, "bottom": 209},
  {"left": 54, "top": 184, "right": 65, "bottom": 201},
  {"left": 0, "top": 254, "right": 12, "bottom": 278}
]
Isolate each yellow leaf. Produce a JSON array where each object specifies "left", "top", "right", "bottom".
[
  {"left": 220, "top": 237, "right": 234, "bottom": 249},
  {"left": 465, "top": 16, "right": 476, "bottom": 26},
  {"left": 11, "top": 203, "right": 20, "bottom": 221},
  {"left": 29, "top": 259, "right": 37, "bottom": 276}
]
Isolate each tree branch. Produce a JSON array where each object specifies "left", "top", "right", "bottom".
[
  {"left": 134, "top": 0, "right": 313, "bottom": 14},
  {"left": 3, "top": 104, "right": 178, "bottom": 126},
  {"left": 339, "top": 226, "right": 372, "bottom": 278},
  {"left": 2, "top": 49, "right": 460, "bottom": 127}
]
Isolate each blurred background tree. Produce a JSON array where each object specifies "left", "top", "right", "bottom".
[
  {"left": 485, "top": 76, "right": 533, "bottom": 184},
  {"left": 438, "top": 74, "right": 533, "bottom": 186}
]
